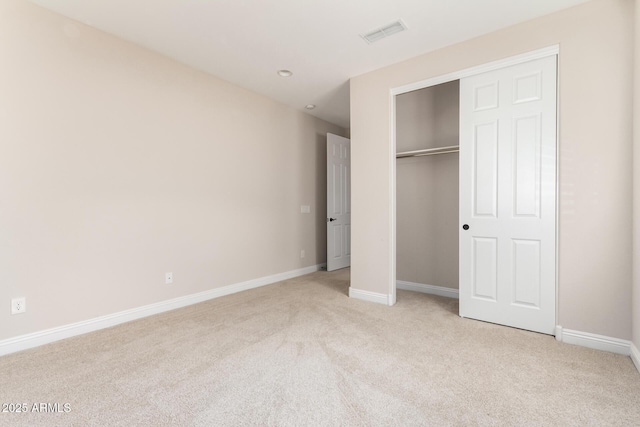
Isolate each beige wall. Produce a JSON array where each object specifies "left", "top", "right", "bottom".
[
  {"left": 633, "top": 0, "right": 640, "bottom": 351},
  {"left": 396, "top": 83, "right": 459, "bottom": 289},
  {"left": 396, "top": 82, "right": 460, "bottom": 152},
  {"left": 0, "top": 0, "right": 346, "bottom": 341},
  {"left": 351, "top": 0, "right": 634, "bottom": 339}
]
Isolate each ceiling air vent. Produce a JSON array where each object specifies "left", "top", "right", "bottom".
[{"left": 361, "top": 20, "right": 407, "bottom": 44}]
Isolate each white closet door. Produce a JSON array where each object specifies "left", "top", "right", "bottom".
[{"left": 459, "top": 55, "right": 557, "bottom": 334}]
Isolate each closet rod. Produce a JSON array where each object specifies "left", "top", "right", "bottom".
[{"left": 396, "top": 145, "right": 459, "bottom": 158}]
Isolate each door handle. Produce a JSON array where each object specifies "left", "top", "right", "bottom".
[
  {"left": 462, "top": 224, "right": 469, "bottom": 230},
  {"left": 328, "top": 218, "right": 337, "bottom": 222}
]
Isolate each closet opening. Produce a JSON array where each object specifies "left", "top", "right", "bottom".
[
  {"left": 395, "top": 80, "right": 460, "bottom": 301},
  {"left": 390, "top": 47, "right": 558, "bottom": 334}
]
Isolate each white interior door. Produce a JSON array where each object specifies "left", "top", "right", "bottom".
[
  {"left": 459, "top": 55, "right": 557, "bottom": 334},
  {"left": 327, "top": 133, "right": 351, "bottom": 271}
]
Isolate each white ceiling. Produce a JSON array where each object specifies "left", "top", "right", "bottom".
[{"left": 29, "top": 0, "right": 589, "bottom": 129}]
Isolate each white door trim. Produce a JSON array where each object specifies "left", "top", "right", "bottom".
[
  {"left": 390, "top": 45, "right": 560, "bottom": 98},
  {"left": 389, "top": 45, "right": 560, "bottom": 308}
]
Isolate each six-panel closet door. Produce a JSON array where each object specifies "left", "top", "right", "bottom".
[{"left": 459, "top": 55, "right": 557, "bottom": 334}]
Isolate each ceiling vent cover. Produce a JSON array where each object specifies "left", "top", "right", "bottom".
[{"left": 361, "top": 20, "right": 407, "bottom": 44}]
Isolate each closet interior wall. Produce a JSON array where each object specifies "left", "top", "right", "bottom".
[{"left": 396, "top": 81, "right": 460, "bottom": 290}]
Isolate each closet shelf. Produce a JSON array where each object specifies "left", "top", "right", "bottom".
[{"left": 396, "top": 145, "right": 459, "bottom": 158}]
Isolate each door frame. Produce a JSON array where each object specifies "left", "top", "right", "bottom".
[{"left": 388, "top": 45, "right": 560, "bottom": 331}]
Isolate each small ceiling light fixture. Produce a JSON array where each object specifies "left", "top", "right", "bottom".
[
  {"left": 277, "top": 69, "right": 293, "bottom": 77},
  {"left": 305, "top": 104, "right": 316, "bottom": 110}
]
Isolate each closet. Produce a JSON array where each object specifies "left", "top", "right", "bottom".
[
  {"left": 396, "top": 80, "right": 460, "bottom": 295},
  {"left": 394, "top": 53, "right": 558, "bottom": 335}
]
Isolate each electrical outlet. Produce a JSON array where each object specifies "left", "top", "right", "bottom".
[
  {"left": 11, "top": 297, "right": 26, "bottom": 315},
  {"left": 300, "top": 249, "right": 305, "bottom": 258},
  {"left": 165, "top": 272, "right": 173, "bottom": 284}
]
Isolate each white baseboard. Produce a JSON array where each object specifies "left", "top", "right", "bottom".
[
  {"left": 631, "top": 342, "right": 640, "bottom": 373},
  {"left": 556, "top": 326, "right": 631, "bottom": 356},
  {"left": 348, "top": 287, "right": 390, "bottom": 305},
  {"left": 0, "top": 263, "right": 326, "bottom": 357},
  {"left": 396, "top": 280, "right": 459, "bottom": 299}
]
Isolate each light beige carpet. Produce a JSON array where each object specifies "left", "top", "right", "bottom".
[{"left": 0, "top": 268, "right": 639, "bottom": 426}]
